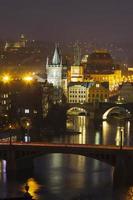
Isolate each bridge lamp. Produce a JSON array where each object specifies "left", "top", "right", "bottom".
[
  {"left": 25, "top": 121, "right": 31, "bottom": 143},
  {"left": 9, "top": 124, "right": 12, "bottom": 145}
]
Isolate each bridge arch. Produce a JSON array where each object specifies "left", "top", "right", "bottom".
[
  {"left": 103, "top": 106, "right": 130, "bottom": 120},
  {"left": 67, "top": 107, "right": 87, "bottom": 115},
  {"left": 0, "top": 143, "right": 128, "bottom": 170}
]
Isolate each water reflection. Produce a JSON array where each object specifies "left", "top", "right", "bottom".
[
  {"left": 0, "top": 115, "right": 132, "bottom": 199},
  {"left": 22, "top": 178, "right": 40, "bottom": 199},
  {"left": 126, "top": 121, "right": 131, "bottom": 146},
  {"left": 0, "top": 160, "right": 7, "bottom": 183},
  {"left": 102, "top": 121, "right": 111, "bottom": 144},
  {"left": 102, "top": 119, "right": 131, "bottom": 146},
  {"left": 115, "top": 126, "right": 124, "bottom": 146},
  {"left": 53, "top": 116, "right": 89, "bottom": 144},
  {"left": 78, "top": 116, "right": 87, "bottom": 144},
  {"left": 126, "top": 186, "right": 133, "bottom": 200},
  {"left": 95, "top": 131, "right": 101, "bottom": 144}
]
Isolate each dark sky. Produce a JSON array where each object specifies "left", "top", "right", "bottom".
[{"left": 0, "top": 0, "right": 133, "bottom": 43}]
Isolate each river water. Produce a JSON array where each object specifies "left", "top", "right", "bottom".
[{"left": 0, "top": 116, "right": 133, "bottom": 200}]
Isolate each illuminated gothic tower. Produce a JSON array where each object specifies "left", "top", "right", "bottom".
[{"left": 46, "top": 45, "right": 62, "bottom": 88}]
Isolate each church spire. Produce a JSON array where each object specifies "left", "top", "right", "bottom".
[
  {"left": 73, "top": 41, "right": 81, "bottom": 66},
  {"left": 46, "top": 56, "right": 49, "bottom": 66},
  {"left": 52, "top": 44, "right": 61, "bottom": 65}
]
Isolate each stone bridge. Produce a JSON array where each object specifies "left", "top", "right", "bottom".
[
  {"left": 1, "top": 142, "right": 133, "bottom": 182},
  {"left": 66, "top": 102, "right": 133, "bottom": 120}
]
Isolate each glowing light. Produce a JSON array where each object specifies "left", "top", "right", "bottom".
[
  {"left": 2, "top": 75, "right": 11, "bottom": 83},
  {"left": 126, "top": 186, "right": 133, "bottom": 200},
  {"left": 26, "top": 122, "right": 30, "bottom": 127},
  {"left": 22, "top": 178, "right": 40, "bottom": 199},
  {"left": 23, "top": 75, "right": 33, "bottom": 82}
]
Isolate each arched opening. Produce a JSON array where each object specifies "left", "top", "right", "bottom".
[
  {"left": 103, "top": 106, "right": 131, "bottom": 120},
  {"left": 67, "top": 107, "right": 87, "bottom": 116}
]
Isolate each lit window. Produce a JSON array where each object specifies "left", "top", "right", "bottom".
[
  {"left": 25, "top": 109, "right": 29, "bottom": 114},
  {"left": 96, "top": 84, "right": 100, "bottom": 88}
]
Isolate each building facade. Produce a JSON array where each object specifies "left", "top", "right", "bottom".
[
  {"left": 68, "top": 82, "right": 109, "bottom": 103},
  {"left": 0, "top": 79, "right": 43, "bottom": 129},
  {"left": 68, "top": 65, "right": 84, "bottom": 82},
  {"left": 84, "top": 69, "right": 122, "bottom": 91}
]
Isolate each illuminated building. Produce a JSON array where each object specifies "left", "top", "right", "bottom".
[
  {"left": 68, "top": 82, "right": 86, "bottom": 103},
  {"left": 68, "top": 82, "right": 109, "bottom": 103},
  {"left": 88, "top": 82, "right": 109, "bottom": 103},
  {"left": 85, "top": 50, "right": 122, "bottom": 91},
  {"left": 46, "top": 44, "right": 67, "bottom": 103},
  {"left": 46, "top": 44, "right": 62, "bottom": 88},
  {"left": 67, "top": 42, "right": 84, "bottom": 83},
  {"left": 85, "top": 69, "right": 122, "bottom": 90},
  {"left": 46, "top": 45, "right": 62, "bottom": 88},
  {"left": 68, "top": 65, "right": 84, "bottom": 82},
  {"left": 4, "top": 34, "right": 27, "bottom": 51},
  {"left": 81, "top": 54, "right": 88, "bottom": 65}
]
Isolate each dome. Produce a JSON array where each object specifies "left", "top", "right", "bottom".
[{"left": 87, "top": 50, "right": 114, "bottom": 72}]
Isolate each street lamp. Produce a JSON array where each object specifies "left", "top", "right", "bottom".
[
  {"left": 9, "top": 124, "right": 12, "bottom": 145},
  {"left": 26, "top": 122, "right": 30, "bottom": 129},
  {"left": 25, "top": 121, "right": 30, "bottom": 142}
]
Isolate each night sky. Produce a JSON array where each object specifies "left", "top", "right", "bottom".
[{"left": 0, "top": 0, "right": 133, "bottom": 42}]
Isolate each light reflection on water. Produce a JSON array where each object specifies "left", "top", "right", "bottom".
[
  {"left": 126, "top": 186, "right": 133, "bottom": 200},
  {"left": 21, "top": 178, "right": 40, "bottom": 199},
  {"left": 0, "top": 116, "right": 132, "bottom": 199}
]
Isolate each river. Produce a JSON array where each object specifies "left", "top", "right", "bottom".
[{"left": 0, "top": 116, "right": 133, "bottom": 200}]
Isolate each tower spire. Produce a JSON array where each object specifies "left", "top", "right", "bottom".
[
  {"left": 73, "top": 41, "right": 81, "bottom": 66},
  {"left": 52, "top": 44, "right": 61, "bottom": 65}
]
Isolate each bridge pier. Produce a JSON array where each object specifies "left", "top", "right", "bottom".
[
  {"left": 6, "top": 147, "right": 34, "bottom": 172},
  {"left": 113, "top": 152, "right": 133, "bottom": 187},
  {"left": 6, "top": 148, "right": 17, "bottom": 172}
]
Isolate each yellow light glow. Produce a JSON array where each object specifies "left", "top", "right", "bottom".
[
  {"left": 22, "top": 178, "right": 40, "bottom": 199},
  {"left": 2, "top": 75, "right": 11, "bottom": 83},
  {"left": 23, "top": 76, "right": 33, "bottom": 82},
  {"left": 26, "top": 122, "right": 30, "bottom": 127}
]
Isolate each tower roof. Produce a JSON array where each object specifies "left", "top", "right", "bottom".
[{"left": 52, "top": 44, "right": 61, "bottom": 65}]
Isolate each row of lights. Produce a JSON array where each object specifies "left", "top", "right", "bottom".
[{"left": 1, "top": 74, "right": 33, "bottom": 83}]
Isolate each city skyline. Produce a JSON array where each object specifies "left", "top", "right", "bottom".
[{"left": 0, "top": 0, "right": 133, "bottom": 43}]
